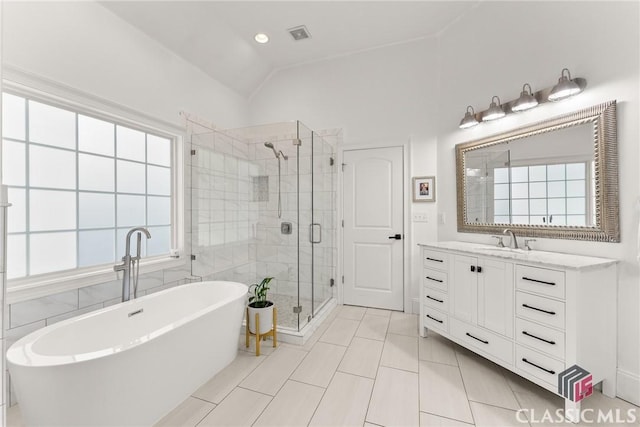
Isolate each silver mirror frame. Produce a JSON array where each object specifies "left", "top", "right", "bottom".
[{"left": 456, "top": 100, "right": 619, "bottom": 242}]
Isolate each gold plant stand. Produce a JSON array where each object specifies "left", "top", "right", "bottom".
[{"left": 245, "top": 306, "right": 277, "bottom": 356}]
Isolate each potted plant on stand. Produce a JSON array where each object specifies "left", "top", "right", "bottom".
[{"left": 246, "top": 277, "right": 277, "bottom": 355}]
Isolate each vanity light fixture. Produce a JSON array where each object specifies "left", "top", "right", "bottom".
[
  {"left": 548, "top": 68, "right": 583, "bottom": 101},
  {"left": 482, "top": 96, "right": 506, "bottom": 121},
  {"left": 254, "top": 33, "right": 270, "bottom": 44},
  {"left": 512, "top": 83, "right": 539, "bottom": 112},
  {"left": 459, "top": 105, "right": 479, "bottom": 129}
]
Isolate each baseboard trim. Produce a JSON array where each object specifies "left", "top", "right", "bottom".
[{"left": 617, "top": 369, "right": 640, "bottom": 406}]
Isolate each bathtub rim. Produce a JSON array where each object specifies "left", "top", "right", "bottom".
[{"left": 6, "top": 280, "right": 248, "bottom": 368}]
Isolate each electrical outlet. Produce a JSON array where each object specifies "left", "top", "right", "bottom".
[{"left": 439, "top": 212, "right": 446, "bottom": 225}]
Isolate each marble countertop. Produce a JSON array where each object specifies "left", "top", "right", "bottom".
[{"left": 418, "top": 241, "right": 618, "bottom": 271}]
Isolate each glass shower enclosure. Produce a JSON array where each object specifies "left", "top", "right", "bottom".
[{"left": 188, "top": 120, "right": 336, "bottom": 332}]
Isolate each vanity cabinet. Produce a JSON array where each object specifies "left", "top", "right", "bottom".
[{"left": 419, "top": 242, "right": 618, "bottom": 423}]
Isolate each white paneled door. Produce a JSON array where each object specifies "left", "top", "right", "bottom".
[{"left": 343, "top": 146, "right": 404, "bottom": 310}]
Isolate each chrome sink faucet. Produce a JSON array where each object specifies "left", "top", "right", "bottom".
[
  {"left": 114, "top": 227, "right": 151, "bottom": 302},
  {"left": 503, "top": 228, "right": 519, "bottom": 249}
]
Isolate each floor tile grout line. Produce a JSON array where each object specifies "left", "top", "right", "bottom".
[
  {"left": 419, "top": 410, "right": 476, "bottom": 426},
  {"left": 192, "top": 404, "right": 216, "bottom": 427},
  {"left": 454, "top": 346, "right": 478, "bottom": 426},
  {"left": 467, "top": 398, "right": 522, "bottom": 413}
]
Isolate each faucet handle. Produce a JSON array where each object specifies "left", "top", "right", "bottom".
[
  {"left": 524, "top": 238, "right": 536, "bottom": 251},
  {"left": 491, "top": 235, "right": 505, "bottom": 247}
]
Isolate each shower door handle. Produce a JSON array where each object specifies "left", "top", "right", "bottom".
[{"left": 309, "top": 223, "right": 322, "bottom": 244}]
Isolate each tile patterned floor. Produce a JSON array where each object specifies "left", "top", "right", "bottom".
[{"left": 7, "top": 305, "right": 639, "bottom": 427}]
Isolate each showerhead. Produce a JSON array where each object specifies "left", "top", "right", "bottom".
[{"left": 263, "top": 142, "right": 287, "bottom": 160}]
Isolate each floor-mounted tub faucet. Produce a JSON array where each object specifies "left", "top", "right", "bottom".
[
  {"left": 114, "top": 227, "right": 151, "bottom": 302},
  {"left": 502, "top": 228, "right": 519, "bottom": 249}
]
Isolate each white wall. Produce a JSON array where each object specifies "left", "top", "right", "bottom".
[
  {"left": 436, "top": 1, "right": 640, "bottom": 404},
  {"left": 249, "top": 37, "right": 441, "bottom": 311},
  {"left": 2, "top": 1, "right": 249, "bottom": 129}
]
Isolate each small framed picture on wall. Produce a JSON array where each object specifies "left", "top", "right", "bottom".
[{"left": 412, "top": 176, "right": 436, "bottom": 202}]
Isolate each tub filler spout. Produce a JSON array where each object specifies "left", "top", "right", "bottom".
[{"left": 114, "top": 227, "right": 151, "bottom": 302}]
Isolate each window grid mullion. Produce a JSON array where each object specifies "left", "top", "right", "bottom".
[
  {"left": 75, "top": 112, "right": 80, "bottom": 270},
  {"left": 25, "top": 99, "right": 31, "bottom": 277},
  {"left": 114, "top": 124, "right": 119, "bottom": 262}
]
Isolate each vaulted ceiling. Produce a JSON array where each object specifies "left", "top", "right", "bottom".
[{"left": 101, "top": 1, "right": 478, "bottom": 98}]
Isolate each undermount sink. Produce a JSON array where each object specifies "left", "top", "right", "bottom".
[{"left": 475, "top": 246, "right": 528, "bottom": 254}]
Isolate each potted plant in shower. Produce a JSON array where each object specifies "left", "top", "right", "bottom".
[{"left": 247, "top": 277, "right": 275, "bottom": 335}]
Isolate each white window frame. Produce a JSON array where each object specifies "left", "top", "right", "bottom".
[{"left": 2, "top": 76, "right": 186, "bottom": 304}]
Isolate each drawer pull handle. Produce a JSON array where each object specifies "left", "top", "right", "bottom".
[
  {"left": 465, "top": 332, "right": 489, "bottom": 344},
  {"left": 426, "top": 257, "right": 443, "bottom": 263},
  {"left": 522, "top": 330, "right": 556, "bottom": 345},
  {"left": 522, "top": 276, "right": 556, "bottom": 286},
  {"left": 426, "top": 314, "right": 443, "bottom": 324},
  {"left": 522, "top": 358, "right": 555, "bottom": 375},
  {"left": 426, "top": 295, "right": 444, "bottom": 303},
  {"left": 426, "top": 276, "right": 443, "bottom": 283},
  {"left": 522, "top": 304, "right": 556, "bottom": 316}
]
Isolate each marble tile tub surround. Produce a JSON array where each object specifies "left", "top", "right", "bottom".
[
  {"left": 8, "top": 305, "right": 638, "bottom": 427},
  {"left": 418, "top": 241, "right": 618, "bottom": 270}
]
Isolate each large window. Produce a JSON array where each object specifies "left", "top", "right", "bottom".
[
  {"left": 493, "top": 162, "right": 592, "bottom": 226},
  {"left": 2, "top": 91, "right": 175, "bottom": 281}
]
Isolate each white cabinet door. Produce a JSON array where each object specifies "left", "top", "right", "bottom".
[
  {"left": 477, "top": 258, "right": 514, "bottom": 338},
  {"left": 452, "top": 254, "right": 476, "bottom": 324}
]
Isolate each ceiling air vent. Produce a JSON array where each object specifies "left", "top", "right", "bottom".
[{"left": 288, "top": 25, "right": 311, "bottom": 41}]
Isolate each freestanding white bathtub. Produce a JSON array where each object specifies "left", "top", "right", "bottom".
[{"left": 7, "top": 281, "right": 248, "bottom": 427}]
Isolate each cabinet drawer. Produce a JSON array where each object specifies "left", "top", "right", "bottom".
[
  {"left": 450, "top": 318, "right": 513, "bottom": 365},
  {"left": 423, "top": 269, "right": 448, "bottom": 292},
  {"left": 516, "top": 317, "right": 565, "bottom": 360},
  {"left": 423, "top": 286, "right": 448, "bottom": 312},
  {"left": 516, "top": 345, "right": 565, "bottom": 388},
  {"left": 516, "top": 292, "right": 565, "bottom": 330},
  {"left": 423, "top": 307, "right": 448, "bottom": 334},
  {"left": 516, "top": 265, "right": 565, "bottom": 299},
  {"left": 423, "top": 249, "right": 449, "bottom": 270}
]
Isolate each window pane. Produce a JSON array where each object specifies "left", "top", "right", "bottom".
[
  {"left": 529, "top": 182, "right": 546, "bottom": 198},
  {"left": 493, "top": 167, "right": 509, "bottom": 184},
  {"left": 7, "top": 234, "right": 26, "bottom": 279},
  {"left": 547, "top": 164, "right": 565, "bottom": 181},
  {"left": 550, "top": 215, "right": 565, "bottom": 225},
  {"left": 567, "top": 198, "right": 586, "bottom": 215},
  {"left": 512, "top": 199, "right": 529, "bottom": 215},
  {"left": 30, "top": 145, "right": 75, "bottom": 189},
  {"left": 494, "top": 183, "right": 509, "bottom": 199},
  {"left": 30, "top": 190, "right": 76, "bottom": 231},
  {"left": 494, "top": 215, "right": 510, "bottom": 224},
  {"left": 566, "top": 163, "right": 585, "bottom": 180},
  {"left": 511, "top": 183, "right": 528, "bottom": 199},
  {"left": 8, "top": 188, "right": 26, "bottom": 233},
  {"left": 79, "top": 229, "right": 115, "bottom": 267},
  {"left": 79, "top": 193, "right": 115, "bottom": 229},
  {"left": 566, "top": 180, "right": 586, "bottom": 197},
  {"left": 494, "top": 199, "right": 509, "bottom": 216},
  {"left": 2, "top": 140, "right": 25, "bottom": 186},
  {"left": 511, "top": 167, "right": 528, "bottom": 183},
  {"left": 147, "top": 226, "right": 170, "bottom": 256},
  {"left": 529, "top": 165, "right": 546, "bottom": 182},
  {"left": 147, "top": 134, "right": 171, "bottom": 166},
  {"left": 78, "top": 115, "right": 114, "bottom": 156},
  {"left": 512, "top": 216, "right": 529, "bottom": 224},
  {"left": 567, "top": 215, "right": 586, "bottom": 226},
  {"left": 530, "top": 199, "right": 547, "bottom": 215},
  {"left": 548, "top": 199, "right": 566, "bottom": 215},
  {"left": 116, "top": 126, "right": 145, "bottom": 161},
  {"left": 147, "top": 165, "right": 170, "bottom": 196},
  {"left": 530, "top": 216, "right": 546, "bottom": 225},
  {"left": 148, "top": 196, "right": 170, "bottom": 225},
  {"left": 547, "top": 181, "right": 566, "bottom": 198},
  {"left": 79, "top": 153, "right": 114, "bottom": 192},
  {"left": 28, "top": 100, "right": 75, "bottom": 149},
  {"left": 117, "top": 160, "right": 145, "bottom": 194},
  {"left": 2, "top": 93, "right": 26, "bottom": 140},
  {"left": 30, "top": 231, "right": 77, "bottom": 275},
  {"left": 117, "top": 195, "right": 145, "bottom": 227}
]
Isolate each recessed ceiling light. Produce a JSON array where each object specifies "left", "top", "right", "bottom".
[{"left": 254, "top": 33, "right": 269, "bottom": 44}]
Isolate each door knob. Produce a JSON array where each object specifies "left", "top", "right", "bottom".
[{"left": 388, "top": 234, "right": 402, "bottom": 240}]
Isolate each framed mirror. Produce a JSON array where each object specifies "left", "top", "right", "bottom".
[{"left": 456, "top": 100, "right": 618, "bottom": 242}]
